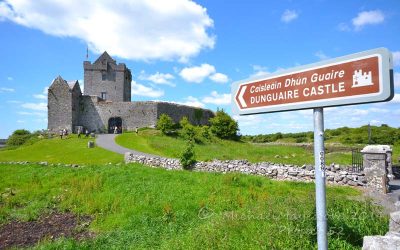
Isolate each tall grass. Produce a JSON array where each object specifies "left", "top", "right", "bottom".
[{"left": 0, "top": 163, "right": 387, "bottom": 249}]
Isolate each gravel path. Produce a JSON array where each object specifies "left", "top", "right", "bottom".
[{"left": 96, "top": 134, "right": 157, "bottom": 157}]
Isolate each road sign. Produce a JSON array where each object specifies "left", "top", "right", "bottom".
[
  {"left": 231, "top": 48, "right": 394, "bottom": 250},
  {"left": 232, "top": 48, "right": 393, "bottom": 115}
]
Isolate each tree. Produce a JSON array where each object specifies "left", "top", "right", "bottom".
[
  {"left": 180, "top": 140, "right": 196, "bottom": 169},
  {"left": 209, "top": 109, "right": 239, "bottom": 140},
  {"left": 179, "top": 117, "right": 196, "bottom": 140},
  {"left": 156, "top": 114, "right": 174, "bottom": 135},
  {"left": 6, "top": 129, "right": 32, "bottom": 147}
]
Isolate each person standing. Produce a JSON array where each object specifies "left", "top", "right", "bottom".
[
  {"left": 77, "top": 127, "right": 81, "bottom": 138},
  {"left": 59, "top": 129, "right": 63, "bottom": 139}
]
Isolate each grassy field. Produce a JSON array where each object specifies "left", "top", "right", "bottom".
[
  {"left": 116, "top": 129, "right": 352, "bottom": 165},
  {"left": 0, "top": 135, "right": 123, "bottom": 164},
  {"left": 0, "top": 163, "right": 387, "bottom": 249}
]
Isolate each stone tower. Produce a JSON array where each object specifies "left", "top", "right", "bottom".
[
  {"left": 83, "top": 51, "right": 132, "bottom": 102},
  {"left": 47, "top": 76, "right": 82, "bottom": 132}
]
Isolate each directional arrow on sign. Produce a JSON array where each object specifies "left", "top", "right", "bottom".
[{"left": 236, "top": 85, "right": 247, "bottom": 108}]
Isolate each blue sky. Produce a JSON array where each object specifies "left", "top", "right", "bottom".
[{"left": 0, "top": 0, "right": 399, "bottom": 138}]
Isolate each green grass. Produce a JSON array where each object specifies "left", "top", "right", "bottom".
[
  {"left": 0, "top": 163, "right": 387, "bottom": 249},
  {"left": 116, "top": 130, "right": 352, "bottom": 165},
  {"left": 0, "top": 135, "right": 123, "bottom": 164}
]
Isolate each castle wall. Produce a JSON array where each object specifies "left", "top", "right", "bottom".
[
  {"left": 48, "top": 81, "right": 73, "bottom": 132},
  {"left": 71, "top": 84, "right": 82, "bottom": 131},
  {"left": 76, "top": 100, "right": 214, "bottom": 133},
  {"left": 78, "top": 99, "right": 158, "bottom": 132},
  {"left": 156, "top": 102, "right": 214, "bottom": 125}
]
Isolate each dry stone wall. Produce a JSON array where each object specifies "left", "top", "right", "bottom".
[{"left": 124, "top": 153, "right": 367, "bottom": 187}]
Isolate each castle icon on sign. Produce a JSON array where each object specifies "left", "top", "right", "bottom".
[{"left": 352, "top": 69, "right": 373, "bottom": 88}]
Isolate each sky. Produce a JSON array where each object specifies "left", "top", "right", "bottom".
[{"left": 0, "top": 0, "right": 399, "bottom": 138}]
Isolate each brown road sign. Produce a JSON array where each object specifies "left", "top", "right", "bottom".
[{"left": 232, "top": 48, "right": 394, "bottom": 115}]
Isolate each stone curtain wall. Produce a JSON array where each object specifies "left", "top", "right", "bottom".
[
  {"left": 125, "top": 153, "right": 367, "bottom": 187},
  {"left": 78, "top": 100, "right": 214, "bottom": 133},
  {"left": 156, "top": 102, "right": 214, "bottom": 125}
]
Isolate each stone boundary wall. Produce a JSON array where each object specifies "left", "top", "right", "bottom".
[{"left": 124, "top": 153, "right": 367, "bottom": 187}]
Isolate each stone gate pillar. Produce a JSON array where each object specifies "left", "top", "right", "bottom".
[{"left": 361, "top": 145, "right": 392, "bottom": 193}]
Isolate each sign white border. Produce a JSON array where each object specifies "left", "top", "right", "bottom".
[{"left": 232, "top": 48, "right": 394, "bottom": 115}]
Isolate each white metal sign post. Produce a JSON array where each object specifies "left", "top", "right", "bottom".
[
  {"left": 231, "top": 48, "right": 394, "bottom": 250},
  {"left": 313, "top": 107, "right": 327, "bottom": 249}
]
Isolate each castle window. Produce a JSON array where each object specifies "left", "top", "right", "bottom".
[
  {"left": 102, "top": 72, "right": 107, "bottom": 81},
  {"left": 101, "top": 92, "right": 107, "bottom": 100}
]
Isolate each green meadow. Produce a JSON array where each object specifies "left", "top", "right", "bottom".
[
  {"left": 0, "top": 163, "right": 387, "bottom": 249},
  {"left": 116, "top": 129, "right": 352, "bottom": 165}
]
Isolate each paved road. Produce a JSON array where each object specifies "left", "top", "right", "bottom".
[{"left": 96, "top": 134, "right": 157, "bottom": 157}]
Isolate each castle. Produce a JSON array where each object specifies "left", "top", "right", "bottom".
[
  {"left": 48, "top": 52, "right": 214, "bottom": 133},
  {"left": 352, "top": 69, "right": 373, "bottom": 88}
]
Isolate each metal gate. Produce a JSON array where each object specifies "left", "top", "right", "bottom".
[{"left": 351, "top": 149, "right": 363, "bottom": 172}]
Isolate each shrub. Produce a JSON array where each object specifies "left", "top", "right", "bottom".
[
  {"left": 179, "top": 117, "right": 196, "bottom": 141},
  {"left": 180, "top": 140, "right": 196, "bottom": 169},
  {"left": 209, "top": 109, "right": 239, "bottom": 140},
  {"left": 156, "top": 114, "right": 174, "bottom": 135},
  {"left": 6, "top": 129, "right": 33, "bottom": 147}
]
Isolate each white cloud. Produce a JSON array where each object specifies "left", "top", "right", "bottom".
[
  {"left": 181, "top": 96, "right": 205, "bottom": 108},
  {"left": 7, "top": 100, "right": 21, "bottom": 104},
  {"left": 21, "top": 102, "right": 47, "bottom": 111},
  {"left": 0, "top": 0, "right": 215, "bottom": 62},
  {"left": 390, "top": 93, "right": 400, "bottom": 103},
  {"left": 139, "top": 71, "right": 175, "bottom": 86},
  {"left": 393, "top": 52, "right": 400, "bottom": 67},
  {"left": 131, "top": 80, "right": 164, "bottom": 98},
  {"left": 16, "top": 120, "right": 25, "bottom": 123},
  {"left": 179, "top": 64, "right": 228, "bottom": 83},
  {"left": 7, "top": 76, "right": 13, "bottom": 81},
  {"left": 314, "top": 51, "right": 329, "bottom": 60},
  {"left": 0, "top": 87, "right": 15, "bottom": 93},
  {"left": 17, "top": 111, "right": 47, "bottom": 117},
  {"left": 179, "top": 64, "right": 215, "bottom": 83},
  {"left": 250, "top": 65, "right": 270, "bottom": 78},
  {"left": 281, "top": 9, "right": 298, "bottom": 23},
  {"left": 394, "top": 72, "right": 400, "bottom": 88},
  {"left": 352, "top": 10, "right": 385, "bottom": 30},
  {"left": 202, "top": 91, "right": 231, "bottom": 105},
  {"left": 209, "top": 73, "right": 228, "bottom": 83},
  {"left": 33, "top": 94, "right": 47, "bottom": 100}
]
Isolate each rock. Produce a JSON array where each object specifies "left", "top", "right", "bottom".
[
  {"left": 327, "top": 176, "right": 334, "bottom": 182},
  {"left": 87, "top": 141, "right": 95, "bottom": 148},
  {"left": 348, "top": 180, "right": 358, "bottom": 186},
  {"left": 362, "top": 235, "right": 400, "bottom": 249},
  {"left": 306, "top": 165, "right": 314, "bottom": 171},
  {"left": 334, "top": 175, "right": 344, "bottom": 182},
  {"left": 390, "top": 211, "right": 400, "bottom": 232},
  {"left": 274, "top": 155, "right": 281, "bottom": 158}
]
